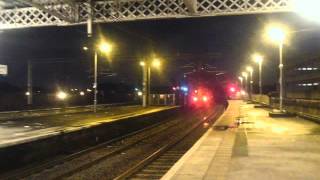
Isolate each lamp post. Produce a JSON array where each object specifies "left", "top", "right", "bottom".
[
  {"left": 246, "top": 66, "right": 253, "bottom": 101},
  {"left": 266, "top": 25, "right": 286, "bottom": 112},
  {"left": 93, "top": 51, "right": 98, "bottom": 113},
  {"left": 238, "top": 76, "right": 244, "bottom": 99},
  {"left": 140, "top": 61, "right": 148, "bottom": 107},
  {"left": 85, "top": 41, "right": 113, "bottom": 113},
  {"left": 238, "top": 76, "right": 243, "bottom": 89},
  {"left": 242, "top": 72, "right": 248, "bottom": 98},
  {"left": 140, "top": 58, "right": 161, "bottom": 107},
  {"left": 252, "top": 54, "right": 264, "bottom": 96}
]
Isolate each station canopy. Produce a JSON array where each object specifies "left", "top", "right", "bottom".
[{"left": 0, "top": 0, "right": 292, "bottom": 30}]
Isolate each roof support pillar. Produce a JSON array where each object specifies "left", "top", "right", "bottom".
[{"left": 183, "top": 0, "right": 197, "bottom": 14}]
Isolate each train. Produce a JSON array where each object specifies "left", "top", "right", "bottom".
[{"left": 181, "top": 70, "right": 230, "bottom": 108}]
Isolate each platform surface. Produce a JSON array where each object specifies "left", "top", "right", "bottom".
[
  {"left": 0, "top": 106, "right": 173, "bottom": 148},
  {"left": 163, "top": 100, "right": 320, "bottom": 180}
]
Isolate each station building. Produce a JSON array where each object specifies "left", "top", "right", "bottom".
[{"left": 285, "top": 56, "right": 320, "bottom": 100}]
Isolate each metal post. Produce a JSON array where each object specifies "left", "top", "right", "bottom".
[
  {"left": 142, "top": 65, "right": 147, "bottom": 107},
  {"left": 279, "top": 42, "right": 284, "bottom": 112},
  {"left": 245, "top": 76, "right": 248, "bottom": 100},
  {"left": 27, "top": 60, "right": 33, "bottom": 105},
  {"left": 250, "top": 71, "right": 253, "bottom": 100},
  {"left": 259, "top": 61, "right": 262, "bottom": 103},
  {"left": 147, "top": 66, "right": 151, "bottom": 106},
  {"left": 93, "top": 51, "right": 98, "bottom": 113},
  {"left": 87, "top": 0, "right": 93, "bottom": 38},
  {"left": 259, "top": 61, "right": 262, "bottom": 95}
]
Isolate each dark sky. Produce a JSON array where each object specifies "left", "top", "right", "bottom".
[{"left": 0, "top": 12, "right": 319, "bottom": 90}]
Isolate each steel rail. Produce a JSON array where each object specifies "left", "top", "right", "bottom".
[
  {"left": 114, "top": 106, "right": 224, "bottom": 180},
  {"left": 0, "top": 112, "right": 180, "bottom": 180}
]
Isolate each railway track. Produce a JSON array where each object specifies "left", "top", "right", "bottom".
[
  {"left": 115, "top": 106, "right": 225, "bottom": 180},
  {"left": 1, "top": 106, "right": 224, "bottom": 180},
  {"left": 129, "top": 150, "right": 185, "bottom": 180},
  {"left": 0, "top": 115, "right": 181, "bottom": 180}
]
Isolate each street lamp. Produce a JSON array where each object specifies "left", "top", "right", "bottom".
[
  {"left": 56, "top": 91, "right": 68, "bottom": 100},
  {"left": 241, "top": 72, "right": 248, "bottom": 97},
  {"left": 152, "top": 58, "right": 161, "bottom": 68},
  {"left": 252, "top": 53, "right": 264, "bottom": 96},
  {"left": 92, "top": 40, "right": 113, "bottom": 113},
  {"left": 83, "top": 46, "right": 89, "bottom": 51},
  {"left": 98, "top": 42, "right": 112, "bottom": 55},
  {"left": 266, "top": 24, "right": 287, "bottom": 112},
  {"left": 238, "top": 76, "right": 243, "bottom": 89},
  {"left": 140, "top": 57, "right": 162, "bottom": 107},
  {"left": 246, "top": 66, "right": 254, "bottom": 100}
]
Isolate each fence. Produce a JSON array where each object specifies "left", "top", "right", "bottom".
[
  {"left": 149, "top": 94, "right": 176, "bottom": 106},
  {"left": 252, "top": 94, "right": 320, "bottom": 119}
]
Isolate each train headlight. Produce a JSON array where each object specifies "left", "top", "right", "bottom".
[
  {"left": 193, "top": 96, "right": 198, "bottom": 102},
  {"left": 202, "top": 96, "right": 208, "bottom": 102}
]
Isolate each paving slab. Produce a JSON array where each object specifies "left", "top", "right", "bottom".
[{"left": 163, "top": 100, "right": 320, "bottom": 180}]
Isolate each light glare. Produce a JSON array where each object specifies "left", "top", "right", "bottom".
[
  {"left": 140, "top": 61, "right": 145, "bottom": 66},
  {"left": 193, "top": 97, "right": 198, "bottom": 102},
  {"left": 202, "top": 96, "right": 208, "bottom": 102},
  {"left": 98, "top": 41, "right": 112, "bottom": 54},
  {"left": 56, "top": 91, "right": 68, "bottom": 100},
  {"left": 293, "top": 0, "right": 320, "bottom": 22},
  {"left": 252, "top": 53, "right": 263, "bottom": 63},
  {"left": 246, "top": 66, "right": 253, "bottom": 73},
  {"left": 242, "top": 72, "right": 248, "bottom": 78},
  {"left": 152, "top": 58, "right": 161, "bottom": 68},
  {"left": 266, "top": 25, "right": 286, "bottom": 43}
]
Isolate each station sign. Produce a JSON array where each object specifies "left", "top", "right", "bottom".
[{"left": 0, "top": 64, "right": 8, "bottom": 75}]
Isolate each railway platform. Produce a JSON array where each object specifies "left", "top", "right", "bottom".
[
  {"left": 0, "top": 105, "right": 174, "bottom": 148},
  {"left": 163, "top": 100, "right": 320, "bottom": 180}
]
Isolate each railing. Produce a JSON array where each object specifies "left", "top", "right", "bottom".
[
  {"left": 252, "top": 94, "right": 270, "bottom": 105},
  {"left": 149, "top": 94, "right": 176, "bottom": 106},
  {"left": 252, "top": 94, "right": 320, "bottom": 120}
]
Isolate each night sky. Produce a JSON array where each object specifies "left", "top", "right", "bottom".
[{"left": 0, "top": 12, "right": 319, "bottom": 91}]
